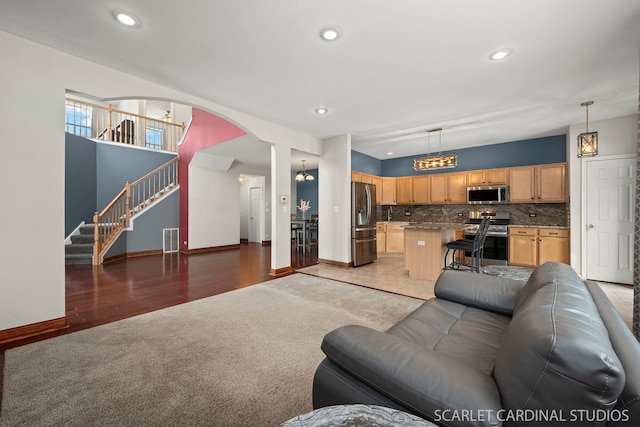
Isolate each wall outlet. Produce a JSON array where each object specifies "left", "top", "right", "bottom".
[
  {"left": 417, "top": 240, "right": 425, "bottom": 246},
  {"left": 529, "top": 213, "right": 537, "bottom": 217},
  {"left": 457, "top": 212, "right": 464, "bottom": 217},
  {"left": 404, "top": 211, "right": 411, "bottom": 216}
]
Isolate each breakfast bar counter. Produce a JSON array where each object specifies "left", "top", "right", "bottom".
[{"left": 403, "top": 223, "right": 469, "bottom": 281}]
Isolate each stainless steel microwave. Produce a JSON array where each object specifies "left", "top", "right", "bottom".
[{"left": 467, "top": 186, "right": 509, "bottom": 204}]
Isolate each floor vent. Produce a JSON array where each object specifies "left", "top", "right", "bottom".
[{"left": 163, "top": 228, "right": 179, "bottom": 253}]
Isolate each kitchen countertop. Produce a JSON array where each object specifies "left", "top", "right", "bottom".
[
  {"left": 509, "top": 225, "right": 569, "bottom": 229},
  {"left": 403, "top": 222, "right": 469, "bottom": 230},
  {"left": 380, "top": 221, "right": 568, "bottom": 229}
]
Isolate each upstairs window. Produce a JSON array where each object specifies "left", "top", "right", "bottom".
[
  {"left": 146, "top": 128, "right": 164, "bottom": 150},
  {"left": 65, "top": 99, "right": 93, "bottom": 137}
]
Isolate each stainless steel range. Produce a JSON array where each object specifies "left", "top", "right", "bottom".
[{"left": 465, "top": 211, "right": 509, "bottom": 266}]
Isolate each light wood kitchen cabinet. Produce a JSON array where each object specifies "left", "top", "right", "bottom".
[
  {"left": 448, "top": 172, "right": 467, "bottom": 203},
  {"left": 538, "top": 228, "right": 570, "bottom": 265},
  {"left": 396, "top": 176, "right": 412, "bottom": 204},
  {"left": 467, "top": 168, "right": 508, "bottom": 186},
  {"left": 360, "top": 172, "right": 374, "bottom": 184},
  {"left": 508, "top": 227, "right": 538, "bottom": 267},
  {"left": 385, "top": 222, "right": 407, "bottom": 253},
  {"left": 351, "top": 170, "right": 362, "bottom": 182},
  {"left": 509, "top": 227, "right": 569, "bottom": 267},
  {"left": 412, "top": 175, "right": 430, "bottom": 204},
  {"left": 537, "top": 163, "right": 566, "bottom": 202},
  {"left": 381, "top": 177, "right": 397, "bottom": 205},
  {"left": 376, "top": 223, "right": 386, "bottom": 254},
  {"left": 394, "top": 175, "right": 429, "bottom": 205},
  {"left": 509, "top": 163, "right": 566, "bottom": 203},
  {"left": 429, "top": 174, "right": 448, "bottom": 204},
  {"left": 430, "top": 172, "right": 467, "bottom": 204},
  {"left": 372, "top": 175, "right": 382, "bottom": 204}
]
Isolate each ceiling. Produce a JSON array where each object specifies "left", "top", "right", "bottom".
[{"left": 1, "top": 0, "right": 639, "bottom": 168}]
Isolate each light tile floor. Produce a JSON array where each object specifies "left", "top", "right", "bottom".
[{"left": 297, "top": 254, "right": 634, "bottom": 329}]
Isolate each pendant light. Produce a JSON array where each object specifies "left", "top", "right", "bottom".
[
  {"left": 295, "top": 160, "right": 315, "bottom": 181},
  {"left": 577, "top": 101, "right": 598, "bottom": 158}
]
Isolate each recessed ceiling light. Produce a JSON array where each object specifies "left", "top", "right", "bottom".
[
  {"left": 315, "top": 107, "right": 329, "bottom": 115},
  {"left": 111, "top": 10, "right": 141, "bottom": 27},
  {"left": 387, "top": 152, "right": 394, "bottom": 156},
  {"left": 319, "top": 26, "right": 341, "bottom": 41},
  {"left": 489, "top": 48, "right": 513, "bottom": 60}
]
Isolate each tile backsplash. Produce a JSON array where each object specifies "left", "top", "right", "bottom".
[{"left": 380, "top": 203, "right": 568, "bottom": 226}]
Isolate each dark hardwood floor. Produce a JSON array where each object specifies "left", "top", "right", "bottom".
[{"left": 0, "top": 242, "right": 317, "bottom": 409}]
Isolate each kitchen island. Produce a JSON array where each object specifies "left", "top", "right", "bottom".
[{"left": 404, "top": 223, "right": 469, "bottom": 281}]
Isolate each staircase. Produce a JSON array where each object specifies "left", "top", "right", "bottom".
[
  {"left": 92, "top": 157, "right": 179, "bottom": 264},
  {"left": 65, "top": 225, "right": 95, "bottom": 265}
]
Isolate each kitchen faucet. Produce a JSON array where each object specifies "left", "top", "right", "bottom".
[{"left": 387, "top": 206, "right": 393, "bottom": 221}]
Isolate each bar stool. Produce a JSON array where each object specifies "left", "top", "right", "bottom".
[
  {"left": 291, "top": 217, "right": 303, "bottom": 248},
  {"left": 307, "top": 215, "right": 318, "bottom": 249},
  {"left": 443, "top": 218, "right": 490, "bottom": 273}
]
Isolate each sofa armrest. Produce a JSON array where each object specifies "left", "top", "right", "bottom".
[
  {"left": 321, "top": 325, "right": 502, "bottom": 427},
  {"left": 434, "top": 270, "right": 525, "bottom": 315}
]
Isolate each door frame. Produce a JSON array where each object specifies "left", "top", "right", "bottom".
[
  {"left": 580, "top": 153, "right": 635, "bottom": 280},
  {"left": 249, "top": 185, "right": 263, "bottom": 243}
]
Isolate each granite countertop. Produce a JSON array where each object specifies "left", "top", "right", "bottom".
[
  {"left": 509, "top": 224, "right": 569, "bottom": 229},
  {"left": 403, "top": 222, "right": 470, "bottom": 230}
]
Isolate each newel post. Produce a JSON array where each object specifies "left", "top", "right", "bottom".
[
  {"left": 125, "top": 182, "right": 131, "bottom": 228},
  {"left": 92, "top": 212, "right": 100, "bottom": 265}
]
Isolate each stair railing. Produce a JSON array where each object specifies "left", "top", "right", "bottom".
[
  {"left": 65, "top": 97, "right": 185, "bottom": 152},
  {"left": 93, "top": 157, "right": 179, "bottom": 264}
]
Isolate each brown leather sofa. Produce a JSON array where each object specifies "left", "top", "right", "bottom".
[{"left": 312, "top": 262, "right": 639, "bottom": 427}]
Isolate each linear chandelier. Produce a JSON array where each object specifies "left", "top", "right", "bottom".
[{"left": 413, "top": 128, "right": 458, "bottom": 171}]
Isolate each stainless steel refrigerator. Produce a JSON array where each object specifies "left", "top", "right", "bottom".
[{"left": 352, "top": 182, "right": 377, "bottom": 266}]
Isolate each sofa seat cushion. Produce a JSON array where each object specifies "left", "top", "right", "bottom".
[
  {"left": 321, "top": 325, "right": 503, "bottom": 426},
  {"left": 386, "top": 298, "right": 511, "bottom": 375}
]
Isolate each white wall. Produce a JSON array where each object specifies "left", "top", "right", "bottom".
[
  {"left": 0, "top": 34, "right": 66, "bottom": 330},
  {"left": 270, "top": 143, "right": 293, "bottom": 271},
  {"left": 568, "top": 114, "right": 637, "bottom": 276},
  {"left": 188, "top": 164, "right": 240, "bottom": 249},
  {"left": 319, "top": 135, "right": 352, "bottom": 264},
  {"left": 0, "top": 30, "right": 320, "bottom": 332}
]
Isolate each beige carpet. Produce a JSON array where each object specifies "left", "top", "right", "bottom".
[
  {"left": 299, "top": 256, "right": 635, "bottom": 329},
  {"left": 0, "top": 274, "right": 422, "bottom": 427}
]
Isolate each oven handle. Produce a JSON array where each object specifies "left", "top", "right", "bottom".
[{"left": 465, "top": 232, "right": 508, "bottom": 237}]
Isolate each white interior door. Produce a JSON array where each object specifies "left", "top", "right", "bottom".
[
  {"left": 249, "top": 187, "right": 262, "bottom": 243},
  {"left": 585, "top": 156, "right": 635, "bottom": 284}
]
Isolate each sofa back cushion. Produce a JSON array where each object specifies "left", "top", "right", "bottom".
[{"left": 494, "top": 262, "right": 625, "bottom": 426}]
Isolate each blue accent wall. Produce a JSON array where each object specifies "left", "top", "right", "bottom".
[
  {"left": 351, "top": 135, "right": 566, "bottom": 177},
  {"left": 295, "top": 168, "right": 319, "bottom": 216},
  {"left": 380, "top": 135, "right": 566, "bottom": 177},
  {"left": 352, "top": 150, "right": 382, "bottom": 175},
  {"left": 66, "top": 134, "right": 180, "bottom": 255},
  {"left": 105, "top": 190, "right": 180, "bottom": 258},
  {"left": 65, "top": 133, "right": 97, "bottom": 236},
  {"left": 96, "top": 143, "right": 177, "bottom": 208}
]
